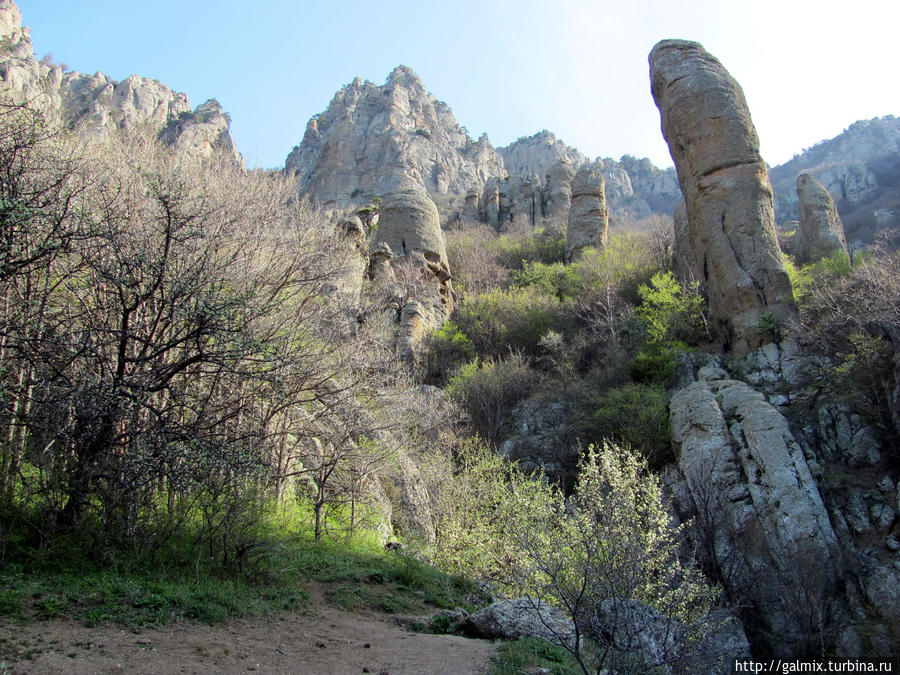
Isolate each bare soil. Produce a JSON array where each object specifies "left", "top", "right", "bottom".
[{"left": 0, "top": 598, "right": 496, "bottom": 674}]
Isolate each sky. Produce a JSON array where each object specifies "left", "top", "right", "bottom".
[{"left": 19, "top": 0, "right": 900, "bottom": 171}]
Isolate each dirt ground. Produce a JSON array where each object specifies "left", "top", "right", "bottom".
[{"left": 0, "top": 599, "right": 497, "bottom": 674}]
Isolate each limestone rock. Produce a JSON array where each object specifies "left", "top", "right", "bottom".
[
  {"left": 669, "top": 361, "right": 840, "bottom": 655},
  {"left": 672, "top": 199, "right": 701, "bottom": 283},
  {"left": 590, "top": 599, "right": 749, "bottom": 674},
  {"left": 566, "top": 165, "right": 608, "bottom": 262},
  {"left": 543, "top": 160, "right": 576, "bottom": 219},
  {"left": 370, "top": 186, "right": 452, "bottom": 351},
  {"left": 650, "top": 39, "right": 795, "bottom": 355},
  {"left": 795, "top": 173, "right": 850, "bottom": 264},
  {"left": 284, "top": 65, "right": 506, "bottom": 214},
  {"left": 464, "top": 598, "right": 578, "bottom": 650},
  {"left": 769, "top": 116, "right": 900, "bottom": 245},
  {"left": 0, "top": 1, "right": 241, "bottom": 166},
  {"left": 498, "top": 130, "right": 587, "bottom": 180}
]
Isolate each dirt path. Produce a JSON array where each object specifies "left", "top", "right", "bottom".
[{"left": 0, "top": 601, "right": 497, "bottom": 674}]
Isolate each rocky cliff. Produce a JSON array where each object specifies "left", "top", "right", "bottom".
[
  {"left": 0, "top": 0, "right": 242, "bottom": 166},
  {"left": 283, "top": 66, "right": 506, "bottom": 217},
  {"left": 769, "top": 116, "right": 900, "bottom": 246},
  {"left": 497, "top": 130, "right": 587, "bottom": 179}
]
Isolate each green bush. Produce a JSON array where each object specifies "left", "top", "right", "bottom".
[
  {"left": 511, "top": 260, "right": 579, "bottom": 300},
  {"left": 421, "top": 320, "right": 475, "bottom": 384},
  {"left": 453, "top": 286, "right": 566, "bottom": 358},
  {"left": 446, "top": 353, "right": 538, "bottom": 443},
  {"left": 785, "top": 250, "right": 852, "bottom": 305},
  {"left": 582, "top": 383, "right": 672, "bottom": 468}
]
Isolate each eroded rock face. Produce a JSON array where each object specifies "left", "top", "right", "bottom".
[
  {"left": 795, "top": 173, "right": 850, "bottom": 264},
  {"left": 498, "top": 130, "right": 588, "bottom": 180},
  {"left": 669, "top": 357, "right": 841, "bottom": 655},
  {"left": 370, "top": 186, "right": 452, "bottom": 352},
  {"left": 566, "top": 165, "right": 608, "bottom": 262},
  {"left": 650, "top": 39, "right": 795, "bottom": 355},
  {"left": 672, "top": 199, "right": 701, "bottom": 283},
  {"left": 0, "top": 1, "right": 242, "bottom": 166},
  {"left": 544, "top": 159, "right": 577, "bottom": 219},
  {"left": 285, "top": 66, "right": 506, "bottom": 214}
]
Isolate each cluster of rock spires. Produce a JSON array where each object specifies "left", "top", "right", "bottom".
[{"left": 0, "top": 0, "right": 242, "bottom": 165}]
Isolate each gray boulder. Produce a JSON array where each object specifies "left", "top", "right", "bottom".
[{"left": 464, "top": 598, "right": 578, "bottom": 650}]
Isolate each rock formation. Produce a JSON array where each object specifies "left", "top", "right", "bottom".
[
  {"left": 650, "top": 39, "right": 795, "bottom": 355},
  {"left": 370, "top": 185, "right": 453, "bottom": 353},
  {"left": 498, "top": 130, "right": 588, "bottom": 180},
  {"left": 284, "top": 66, "right": 506, "bottom": 216},
  {"left": 672, "top": 199, "right": 701, "bottom": 283},
  {"left": 669, "top": 357, "right": 841, "bottom": 654},
  {"left": 0, "top": 0, "right": 242, "bottom": 166},
  {"left": 543, "top": 160, "right": 577, "bottom": 220},
  {"left": 769, "top": 116, "right": 900, "bottom": 244},
  {"left": 566, "top": 165, "right": 608, "bottom": 262},
  {"left": 795, "top": 173, "right": 850, "bottom": 264}
]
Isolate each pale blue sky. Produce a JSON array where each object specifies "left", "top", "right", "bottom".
[{"left": 20, "top": 0, "right": 900, "bottom": 170}]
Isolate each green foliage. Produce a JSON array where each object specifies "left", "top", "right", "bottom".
[
  {"left": 431, "top": 438, "right": 556, "bottom": 580},
  {"left": 582, "top": 383, "right": 671, "bottom": 468},
  {"left": 422, "top": 320, "right": 475, "bottom": 384},
  {"left": 493, "top": 224, "right": 567, "bottom": 269},
  {"left": 511, "top": 260, "right": 579, "bottom": 300},
  {"left": 630, "top": 271, "right": 706, "bottom": 383},
  {"left": 453, "top": 286, "right": 566, "bottom": 358},
  {"left": 756, "top": 310, "right": 785, "bottom": 342},
  {"left": 446, "top": 354, "right": 538, "bottom": 443},
  {"left": 491, "top": 636, "right": 583, "bottom": 674},
  {"left": 502, "top": 443, "right": 718, "bottom": 672},
  {"left": 784, "top": 250, "right": 852, "bottom": 305}
]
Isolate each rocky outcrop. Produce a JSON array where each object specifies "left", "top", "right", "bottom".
[
  {"left": 769, "top": 116, "right": 900, "bottom": 244},
  {"left": 498, "top": 130, "right": 588, "bottom": 180},
  {"left": 284, "top": 66, "right": 506, "bottom": 215},
  {"left": 566, "top": 165, "right": 608, "bottom": 261},
  {"left": 672, "top": 199, "right": 701, "bottom": 283},
  {"left": 650, "top": 39, "right": 795, "bottom": 356},
  {"left": 464, "top": 598, "right": 578, "bottom": 650},
  {"left": 543, "top": 159, "right": 577, "bottom": 220},
  {"left": 370, "top": 186, "right": 452, "bottom": 353},
  {"left": 669, "top": 356, "right": 841, "bottom": 655},
  {"left": 795, "top": 173, "right": 850, "bottom": 264},
  {"left": 0, "top": 1, "right": 242, "bottom": 166}
]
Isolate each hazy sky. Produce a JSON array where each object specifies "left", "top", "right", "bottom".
[{"left": 20, "top": 0, "right": 900, "bottom": 170}]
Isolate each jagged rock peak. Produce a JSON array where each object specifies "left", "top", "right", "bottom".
[
  {"left": 498, "top": 130, "right": 588, "bottom": 179},
  {"left": 650, "top": 39, "right": 795, "bottom": 356},
  {"left": 284, "top": 66, "right": 505, "bottom": 215},
  {"left": 0, "top": 1, "right": 242, "bottom": 167}
]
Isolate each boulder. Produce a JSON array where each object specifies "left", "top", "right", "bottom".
[
  {"left": 590, "top": 599, "right": 749, "bottom": 674},
  {"left": 649, "top": 39, "right": 795, "bottom": 355},
  {"left": 464, "top": 598, "right": 578, "bottom": 650},
  {"left": 795, "top": 173, "right": 850, "bottom": 264},
  {"left": 566, "top": 165, "right": 608, "bottom": 262}
]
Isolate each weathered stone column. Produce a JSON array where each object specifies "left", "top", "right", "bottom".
[{"left": 650, "top": 39, "right": 795, "bottom": 355}]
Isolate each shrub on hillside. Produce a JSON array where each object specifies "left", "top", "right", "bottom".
[
  {"left": 581, "top": 383, "right": 671, "bottom": 468},
  {"left": 453, "top": 285, "right": 567, "bottom": 358},
  {"left": 446, "top": 353, "right": 537, "bottom": 444}
]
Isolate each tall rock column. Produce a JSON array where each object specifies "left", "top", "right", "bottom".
[
  {"left": 795, "top": 173, "right": 850, "bottom": 264},
  {"left": 566, "top": 165, "right": 608, "bottom": 262},
  {"left": 370, "top": 185, "right": 453, "bottom": 354},
  {"left": 650, "top": 39, "right": 794, "bottom": 355}
]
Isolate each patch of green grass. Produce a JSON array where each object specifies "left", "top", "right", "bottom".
[
  {"left": 0, "top": 503, "right": 484, "bottom": 629},
  {"left": 491, "top": 637, "right": 583, "bottom": 675}
]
